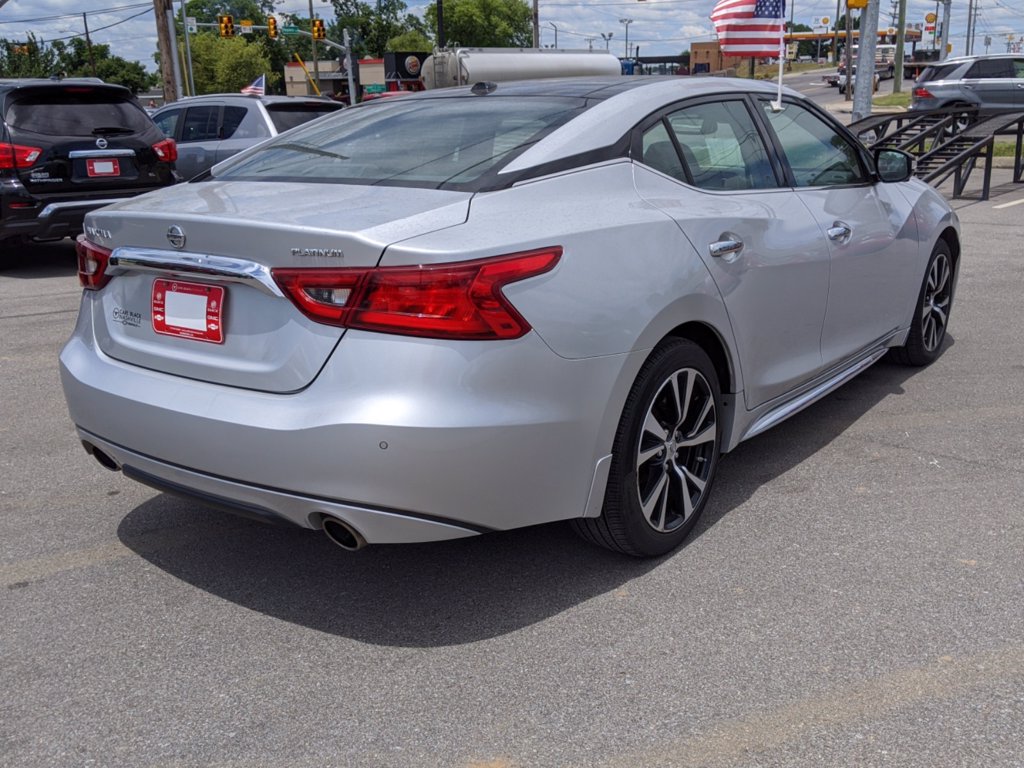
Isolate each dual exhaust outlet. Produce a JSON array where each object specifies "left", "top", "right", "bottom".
[{"left": 83, "top": 441, "right": 367, "bottom": 551}]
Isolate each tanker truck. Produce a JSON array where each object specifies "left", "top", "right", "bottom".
[{"left": 421, "top": 47, "right": 624, "bottom": 89}]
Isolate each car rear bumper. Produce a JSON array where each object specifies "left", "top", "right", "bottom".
[{"left": 60, "top": 304, "right": 639, "bottom": 544}]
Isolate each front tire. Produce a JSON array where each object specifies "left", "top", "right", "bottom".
[
  {"left": 573, "top": 340, "right": 722, "bottom": 557},
  {"left": 890, "top": 240, "right": 954, "bottom": 366}
]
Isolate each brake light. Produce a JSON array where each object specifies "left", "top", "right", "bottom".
[
  {"left": 152, "top": 138, "right": 178, "bottom": 162},
  {"left": 0, "top": 142, "right": 43, "bottom": 169},
  {"left": 76, "top": 235, "right": 113, "bottom": 290},
  {"left": 273, "top": 248, "right": 561, "bottom": 340},
  {"left": 913, "top": 87, "right": 934, "bottom": 99}
]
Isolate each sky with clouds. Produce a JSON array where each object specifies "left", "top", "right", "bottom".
[{"left": 1, "top": 0, "right": 1021, "bottom": 72}]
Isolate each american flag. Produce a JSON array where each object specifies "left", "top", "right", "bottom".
[
  {"left": 710, "top": 0, "right": 786, "bottom": 58},
  {"left": 240, "top": 74, "right": 266, "bottom": 96}
]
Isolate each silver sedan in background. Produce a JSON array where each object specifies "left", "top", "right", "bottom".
[{"left": 61, "top": 77, "right": 960, "bottom": 558}]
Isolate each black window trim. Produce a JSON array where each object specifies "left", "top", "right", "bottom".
[{"left": 629, "top": 93, "right": 790, "bottom": 194}]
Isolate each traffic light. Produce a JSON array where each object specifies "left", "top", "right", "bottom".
[
  {"left": 311, "top": 18, "right": 325, "bottom": 40},
  {"left": 266, "top": 16, "right": 278, "bottom": 39},
  {"left": 218, "top": 15, "right": 234, "bottom": 37}
]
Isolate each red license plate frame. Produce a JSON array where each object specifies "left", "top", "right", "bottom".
[
  {"left": 86, "top": 158, "right": 121, "bottom": 177},
  {"left": 152, "top": 279, "right": 225, "bottom": 344}
]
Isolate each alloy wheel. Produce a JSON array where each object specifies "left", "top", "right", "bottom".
[
  {"left": 922, "top": 252, "right": 952, "bottom": 352},
  {"left": 635, "top": 368, "right": 717, "bottom": 533}
]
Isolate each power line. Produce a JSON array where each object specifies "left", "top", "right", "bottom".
[
  {"left": 0, "top": 2, "right": 150, "bottom": 25},
  {"left": 18, "top": 7, "right": 153, "bottom": 43}
]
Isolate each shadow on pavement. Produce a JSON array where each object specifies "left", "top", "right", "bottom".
[
  {"left": 116, "top": 348, "right": 945, "bottom": 647},
  {"left": 1, "top": 239, "right": 78, "bottom": 279}
]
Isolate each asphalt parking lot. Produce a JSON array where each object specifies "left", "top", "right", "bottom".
[{"left": 2, "top": 171, "right": 1023, "bottom": 767}]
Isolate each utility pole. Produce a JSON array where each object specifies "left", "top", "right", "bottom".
[
  {"left": 844, "top": 4, "right": 853, "bottom": 102},
  {"left": 893, "top": 0, "right": 907, "bottom": 91},
  {"left": 308, "top": 0, "right": 320, "bottom": 95},
  {"left": 532, "top": 0, "right": 539, "bottom": 47},
  {"left": 180, "top": 0, "right": 195, "bottom": 97},
  {"left": 548, "top": 22, "right": 558, "bottom": 48},
  {"left": 153, "top": 0, "right": 178, "bottom": 103},
  {"left": 851, "top": 0, "right": 879, "bottom": 122},
  {"left": 82, "top": 13, "right": 97, "bottom": 77},
  {"left": 939, "top": 0, "right": 951, "bottom": 58},
  {"left": 833, "top": 0, "right": 842, "bottom": 62},
  {"left": 584, "top": 36, "right": 597, "bottom": 51}
]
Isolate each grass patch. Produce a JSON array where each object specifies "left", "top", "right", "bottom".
[
  {"left": 993, "top": 141, "right": 1018, "bottom": 157},
  {"left": 873, "top": 91, "right": 911, "bottom": 108}
]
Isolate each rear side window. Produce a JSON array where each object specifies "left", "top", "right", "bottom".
[
  {"left": 214, "top": 96, "right": 587, "bottom": 189},
  {"left": 965, "top": 59, "right": 1014, "bottom": 78},
  {"left": 918, "top": 64, "right": 960, "bottom": 82},
  {"left": 1015, "top": 59, "right": 1024, "bottom": 77},
  {"left": 153, "top": 108, "right": 181, "bottom": 139},
  {"left": 220, "top": 106, "right": 248, "bottom": 139},
  {"left": 181, "top": 106, "right": 220, "bottom": 142},
  {"left": 265, "top": 103, "right": 342, "bottom": 133},
  {"left": 4, "top": 88, "right": 153, "bottom": 137}
]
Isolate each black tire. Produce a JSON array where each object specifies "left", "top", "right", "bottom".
[
  {"left": 573, "top": 339, "right": 722, "bottom": 557},
  {"left": 890, "top": 239, "right": 954, "bottom": 367}
]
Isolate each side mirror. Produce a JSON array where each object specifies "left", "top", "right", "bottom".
[{"left": 874, "top": 148, "right": 914, "bottom": 183}]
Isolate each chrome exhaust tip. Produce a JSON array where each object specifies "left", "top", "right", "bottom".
[{"left": 321, "top": 516, "right": 367, "bottom": 552}]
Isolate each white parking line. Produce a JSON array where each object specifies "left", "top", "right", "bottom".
[{"left": 993, "top": 198, "right": 1024, "bottom": 210}]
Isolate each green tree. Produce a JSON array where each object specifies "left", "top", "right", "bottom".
[
  {"left": 423, "top": 0, "right": 531, "bottom": 47},
  {"left": 326, "top": 0, "right": 428, "bottom": 57},
  {"left": 386, "top": 30, "right": 432, "bottom": 52},
  {"left": 0, "top": 34, "right": 155, "bottom": 93},
  {"left": 187, "top": 32, "right": 274, "bottom": 93}
]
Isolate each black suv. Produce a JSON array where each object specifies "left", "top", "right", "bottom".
[{"left": 1, "top": 78, "right": 178, "bottom": 253}]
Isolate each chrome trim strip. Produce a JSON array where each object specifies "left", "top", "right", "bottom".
[
  {"left": 107, "top": 247, "right": 284, "bottom": 298},
  {"left": 742, "top": 348, "right": 889, "bottom": 442},
  {"left": 68, "top": 149, "right": 137, "bottom": 159},
  {"left": 38, "top": 199, "right": 125, "bottom": 219}
]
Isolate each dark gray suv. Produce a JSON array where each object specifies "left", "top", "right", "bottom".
[
  {"left": 911, "top": 54, "right": 1024, "bottom": 111},
  {"left": 151, "top": 94, "right": 343, "bottom": 178}
]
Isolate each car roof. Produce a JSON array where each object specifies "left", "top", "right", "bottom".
[
  {"left": 0, "top": 78, "right": 127, "bottom": 95},
  {"left": 938, "top": 53, "right": 1020, "bottom": 65}
]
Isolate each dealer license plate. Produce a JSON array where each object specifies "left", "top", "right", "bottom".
[
  {"left": 152, "top": 279, "right": 225, "bottom": 344},
  {"left": 86, "top": 158, "right": 121, "bottom": 177}
]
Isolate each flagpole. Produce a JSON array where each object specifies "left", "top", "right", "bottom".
[{"left": 771, "top": 3, "right": 785, "bottom": 110}]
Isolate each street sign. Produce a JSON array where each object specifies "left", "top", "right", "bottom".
[
  {"left": 240, "top": 19, "right": 253, "bottom": 35},
  {"left": 186, "top": 16, "right": 197, "bottom": 34},
  {"left": 281, "top": 25, "right": 300, "bottom": 36}
]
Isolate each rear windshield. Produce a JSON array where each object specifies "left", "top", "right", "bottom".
[
  {"left": 266, "top": 103, "right": 343, "bottom": 133},
  {"left": 918, "top": 64, "right": 961, "bottom": 83},
  {"left": 212, "top": 95, "right": 588, "bottom": 190},
  {"left": 5, "top": 87, "right": 153, "bottom": 137}
]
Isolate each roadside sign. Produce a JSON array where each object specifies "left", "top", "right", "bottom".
[
  {"left": 186, "top": 16, "right": 197, "bottom": 34},
  {"left": 240, "top": 19, "right": 253, "bottom": 34},
  {"left": 281, "top": 25, "right": 300, "bottom": 36},
  {"left": 925, "top": 12, "right": 936, "bottom": 23}
]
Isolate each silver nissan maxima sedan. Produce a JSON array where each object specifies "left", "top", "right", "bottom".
[{"left": 61, "top": 77, "right": 960, "bottom": 557}]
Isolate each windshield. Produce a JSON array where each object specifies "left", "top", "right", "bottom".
[{"left": 211, "top": 95, "right": 588, "bottom": 190}]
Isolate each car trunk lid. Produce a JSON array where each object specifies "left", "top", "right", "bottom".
[{"left": 85, "top": 179, "right": 471, "bottom": 393}]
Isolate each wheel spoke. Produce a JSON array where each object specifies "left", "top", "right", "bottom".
[
  {"left": 678, "top": 423, "right": 716, "bottom": 449},
  {"left": 671, "top": 464, "right": 695, "bottom": 521},
  {"left": 642, "top": 410, "right": 668, "bottom": 443},
  {"left": 637, "top": 443, "right": 663, "bottom": 466},
  {"left": 641, "top": 471, "right": 669, "bottom": 529},
  {"left": 670, "top": 370, "right": 694, "bottom": 430},
  {"left": 931, "top": 305, "right": 947, "bottom": 327},
  {"left": 681, "top": 465, "right": 707, "bottom": 496}
]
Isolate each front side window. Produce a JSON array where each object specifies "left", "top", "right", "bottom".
[
  {"left": 642, "top": 100, "right": 776, "bottom": 191},
  {"left": 761, "top": 102, "right": 867, "bottom": 188},
  {"left": 213, "top": 96, "right": 587, "bottom": 189}
]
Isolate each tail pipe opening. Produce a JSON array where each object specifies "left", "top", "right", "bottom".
[
  {"left": 321, "top": 515, "right": 367, "bottom": 552},
  {"left": 82, "top": 441, "right": 120, "bottom": 472}
]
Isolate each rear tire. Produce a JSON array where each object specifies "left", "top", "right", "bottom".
[
  {"left": 573, "top": 339, "right": 722, "bottom": 557},
  {"left": 890, "top": 240, "right": 954, "bottom": 367}
]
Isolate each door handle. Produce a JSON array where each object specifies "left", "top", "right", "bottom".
[
  {"left": 709, "top": 239, "right": 743, "bottom": 257},
  {"left": 827, "top": 222, "right": 852, "bottom": 243}
]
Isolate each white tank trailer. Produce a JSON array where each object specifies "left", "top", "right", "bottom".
[{"left": 422, "top": 48, "right": 623, "bottom": 89}]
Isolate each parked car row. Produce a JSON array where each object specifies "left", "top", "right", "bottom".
[{"left": 1, "top": 80, "right": 341, "bottom": 258}]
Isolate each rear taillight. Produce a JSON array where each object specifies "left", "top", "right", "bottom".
[
  {"left": 0, "top": 142, "right": 43, "bottom": 170},
  {"left": 913, "top": 87, "right": 934, "bottom": 99},
  {"left": 273, "top": 247, "right": 561, "bottom": 340},
  {"left": 152, "top": 138, "right": 177, "bottom": 163},
  {"left": 76, "top": 235, "right": 113, "bottom": 290}
]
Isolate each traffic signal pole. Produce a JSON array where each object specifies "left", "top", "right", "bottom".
[{"left": 308, "top": 0, "right": 320, "bottom": 98}]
